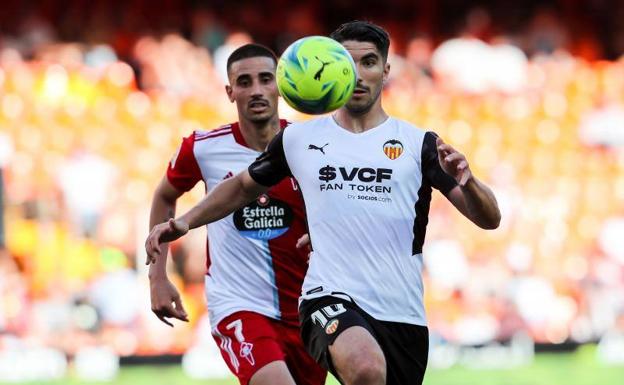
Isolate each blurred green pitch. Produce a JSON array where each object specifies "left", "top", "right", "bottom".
[{"left": 2, "top": 346, "right": 623, "bottom": 385}]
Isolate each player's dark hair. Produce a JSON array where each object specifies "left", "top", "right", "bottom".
[
  {"left": 330, "top": 21, "right": 390, "bottom": 62},
  {"left": 226, "top": 44, "right": 277, "bottom": 74}
]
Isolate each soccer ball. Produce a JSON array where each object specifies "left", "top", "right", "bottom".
[{"left": 277, "top": 36, "right": 356, "bottom": 115}]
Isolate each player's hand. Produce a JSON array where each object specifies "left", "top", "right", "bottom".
[
  {"left": 436, "top": 137, "right": 472, "bottom": 186},
  {"left": 150, "top": 278, "right": 189, "bottom": 327},
  {"left": 296, "top": 233, "right": 312, "bottom": 263},
  {"left": 145, "top": 218, "right": 189, "bottom": 265},
  {"left": 296, "top": 233, "right": 310, "bottom": 249}
]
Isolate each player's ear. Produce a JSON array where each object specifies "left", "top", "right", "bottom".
[
  {"left": 225, "top": 85, "right": 235, "bottom": 103},
  {"left": 383, "top": 62, "right": 390, "bottom": 85}
]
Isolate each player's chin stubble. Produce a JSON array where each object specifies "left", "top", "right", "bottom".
[{"left": 345, "top": 89, "right": 380, "bottom": 115}]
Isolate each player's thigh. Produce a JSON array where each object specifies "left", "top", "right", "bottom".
[
  {"left": 329, "top": 326, "right": 386, "bottom": 385},
  {"left": 299, "top": 296, "right": 385, "bottom": 383},
  {"left": 212, "top": 311, "right": 289, "bottom": 385},
  {"left": 277, "top": 323, "right": 327, "bottom": 385},
  {"left": 249, "top": 361, "right": 295, "bottom": 385}
]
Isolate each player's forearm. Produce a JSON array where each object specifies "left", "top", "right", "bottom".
[
  {"left": 148, "top": 194, "right": 176, "bottom": 279},
  {"left": 179, "top": 172, "right": 265, "bottom": 230},
  {"left": 459, "top": 176, "right": 501, "bottom": 229},
  {"left": 148, "top": 240, "right": 170, "bottom": 280}
]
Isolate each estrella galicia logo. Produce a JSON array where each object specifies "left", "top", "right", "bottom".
[
  {"left": 383, "top": 139, "right": 403, "bottom": 160},
  {"left": 308, "top": 143, "right": 328, "bottom": 154},
  {"left": 233, "top": 195, "right": 293, "bottom": 240}
]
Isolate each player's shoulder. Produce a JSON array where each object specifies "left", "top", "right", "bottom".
[
  {"left": 389, "top": 117, "right": 430, "bottom": 137},
  {"left": 283, "top": 116, "right": 331, "bottom": 136},
  {"left": 282, "top": 117, "right": 317, "bottom": 131},
  {"left": 387, "top": 117, "right": 438, "bottom": 157},
  {"left": 193, "top": 123, "right": 235, "bottom": 143}
]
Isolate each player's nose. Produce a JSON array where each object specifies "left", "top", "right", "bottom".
[{"left": 250, "top": 80, "right": 264, "bottom": 97}]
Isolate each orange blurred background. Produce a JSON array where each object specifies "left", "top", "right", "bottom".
[{"left": 0, "top": 0, "right": 623, "bottom": 372}]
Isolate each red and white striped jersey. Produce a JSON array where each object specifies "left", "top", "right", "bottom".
[{"left": 167, "top": 120, "right": 308, "bottom": 327}]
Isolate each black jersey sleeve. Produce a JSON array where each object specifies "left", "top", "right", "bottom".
[
  {"left": 248, "top": 129, "right": 292, "bottom": 187},
  {"left": 421, "top": 131, "right": 458, "bottom": 195}
]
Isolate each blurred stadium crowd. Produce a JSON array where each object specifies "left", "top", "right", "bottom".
[{"left": 1, "top": 0, "right": 624, "bottom": 377}]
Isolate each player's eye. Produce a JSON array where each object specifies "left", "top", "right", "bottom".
[{"left": 363, "top": 58, "right": 376, "bottom": 67}]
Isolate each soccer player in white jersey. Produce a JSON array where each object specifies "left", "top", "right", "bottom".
[
  {"left": 146, "top": 22, "right": 501, "bottom": 385},
  {"left": 147, "top": 44, "right": 325, "bottom": 385}
]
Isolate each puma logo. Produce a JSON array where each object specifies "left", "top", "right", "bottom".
[
  {"left": 308, "top": 143, "right": 329, "bottom": 154},
  {"left": 314, "top": 56, "right": 334, "bottom": 81}
]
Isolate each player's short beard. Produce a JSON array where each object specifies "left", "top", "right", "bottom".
[
  {"left": 246, "top": 108, "right": 275, "bottom": 124},
  {"left": 345, "top": 85, "right": 381, "bottom": 115},
  {"left": 248, "top": 114, "right": 271, "bottom": 123}
]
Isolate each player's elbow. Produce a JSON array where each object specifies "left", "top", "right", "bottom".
[
  {"left": 239, "top": 171, "right": 269, "bottom": 200},
  {"left": 479, "top": 211, "right": 501, "bottom": 230},
  {"left": 153, "top": 191, "right": 176, "bottom": 207},
  {"left": 153, "top": 180, "right": 183, "bottom": 205},
  {"left": 481, "top": 220, "right": 500, "bottom": 230}
]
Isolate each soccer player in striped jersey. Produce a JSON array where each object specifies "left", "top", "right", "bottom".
[
  {"left": 147, "top": 44, "right": 325, "bottom": 385},
  {"left": 146, "top": 22, "right": 501, "bottom": 385}
]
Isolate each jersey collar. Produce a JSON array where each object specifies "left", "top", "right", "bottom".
[{"left": 231, "top": 120, "right": 289, "bottom": 150}]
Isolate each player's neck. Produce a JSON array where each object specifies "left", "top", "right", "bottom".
[
  {"left": 334, "top": 103, "right": 388, "bottom": 133},
  {"left": 238, "top": 117, "right": 281, "bottom": 151}
]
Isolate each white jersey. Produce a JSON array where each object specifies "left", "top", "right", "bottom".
[
  {"left": 167, "top": 121, "right": 309, "bottom": 328},
  {"left": 248, "top": 116, "right": 457, "bottom": 325}
]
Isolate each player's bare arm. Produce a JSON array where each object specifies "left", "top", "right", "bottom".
[
  {"left": 148, "top": 177, "right": 183, "bottom": 274},
  {"left": 145, "top": 170, "right": 268, "bottom": 263},
  {"left": 437, "top": 137, "right": 501, "bottom": 229},
  {"left": 148, "top": 176, "right": 189, "bottom": 326}
]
